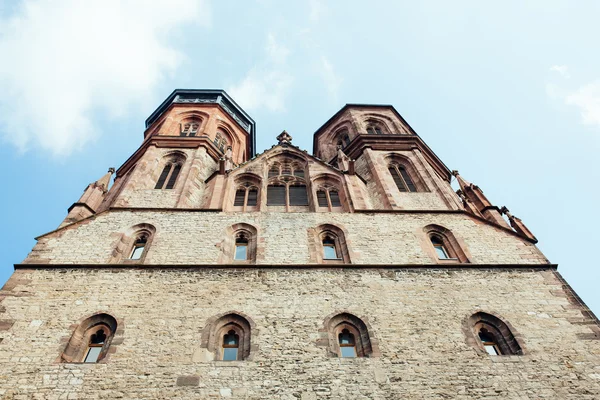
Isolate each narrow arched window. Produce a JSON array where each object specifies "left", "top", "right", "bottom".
[
  {"left": 316, "top": 187, "right": 343, "bottom": 210},
  {"left": 222, "top": 330, "right": 240, "bottom": 361},
  {"left": 467, "top": 312, "right": 524, "bottom": 356},
  {"left": 84, "top": 328, "right": 107, "bottom": 363},
  {"left": 338, "top": 328, "right": 357, "bottom": 358},
  {"left": 430, "top": 235, "right": 449, "bottom": 260},
  {"left": 367, "top": 126, "right": 383, "bottom": 135},
  {"left": 389, "top": 164, "right": 416, "bottom": 192},
  {"left": 234, "top": 189, "right": 246, "bottom": 207},
  {"left": 129, "top": 235, "right": 147, "bottom": 260},
  {"left": 268, "top": 165, "right": 279, "bottom": 178},
  {"left": 233, "top": 182, "right": 259, "bottom": 210},
  {"left": 180, "top": 121, "right": 200, "bottom": 136},
  {"left": 214, "top": 131, "right": 228, "bottom": 153},
  {"left": 289, "top": 184, "right": 308, "bottom": 206},
  {"left": 322, "top": 236, "right": 339, "bottom": 260},
  {"left": 155, "top": 162, "right": 183, "bottom": 190},
  {"left": 478, "top": 328, "right": 500, "bottom": 355},
  {"left": 267, "top": 184, "right": 286, "bottom": 206},
  {"left": 234, "top": 234, "right": 249, "bottom": 261},
  {"left": 60, "top": 313, "right": 118, "bottom": 364}
]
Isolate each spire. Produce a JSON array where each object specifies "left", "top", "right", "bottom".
[
  {"left": 501, "top": 207, "right": 537, "bottom": 242},
  {"left": 94, "top": 168, "right": 115, "bottom": 192},
  {"left": 59, "top": 167, "right": 115, "bottom": 228},
  {"left": 451, "top": 170, "right": 472, "bottom": 193},
  {"left": 451, "top": 170, "right": 510, "bottom": 229}
]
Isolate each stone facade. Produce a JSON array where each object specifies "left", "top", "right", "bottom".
[{"left": 1, "top": 89, "right": 599, "bottom": 399}]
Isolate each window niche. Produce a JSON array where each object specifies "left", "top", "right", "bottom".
[
  {"left": 154, "top": 153, "right": 186, "bottom": 190},
  {"left": 200, "top": 312, "right": 256, "bottom": 361},
  {"left": 218, "top": 223, "right": 258, "bottom": 264},
  {"left": 335, "top": 129, "right": 351, "bottom": 150},
  {"left": 109, "top": 223, "right": 156, "bottom": 264},
  {"left": 59, "top": 313, "right": 121, "bottom": 364},
  {"left": 422, "top": 224, "right": 469, "bottom": 264},
  {"left": 318, "top": 312, "right": 379, "bottom": 358},
  {"left": 315, "top": 185, "right": 344, "bottom": 212},
  {"left": 180, "top": 119, "right": 201, "bottom": 136},
  {"left": 232, "top": 175, "right": 261, "bottom": 211},
  {"left": 310, "top": 224, "right": 351, "bottom": 264},
  {"left": 463, "top": 312, "right": 524, "bottom": 356}
]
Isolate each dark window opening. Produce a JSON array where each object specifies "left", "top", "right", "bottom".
[
  {"left": 338, "top": 329, "right": 356, "bottom": 358},
  {"left": 222, "top": 330, "right": 239, "bottom": 361},
  {"left": 130, "top": 236, "right": 147, "bottom": 260}
]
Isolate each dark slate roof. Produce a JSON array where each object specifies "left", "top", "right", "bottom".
[{"left": 146, "top": 89, "right": 256, "bottom": 157}]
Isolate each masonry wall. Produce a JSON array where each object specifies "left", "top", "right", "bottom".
[
  {"left": 0, "top": 267, "right": 598, "bottom": 399},
  {"left": 24, "top": 211, "right": 547, "bottom": 265}
]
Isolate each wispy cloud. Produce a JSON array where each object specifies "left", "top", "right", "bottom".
[
  {"left": 228, "top": 34, "right": 294, "bottom": 112},
  {"left": 318, "top": 56, "right": 342, "bottom": 105},
  {"left": 0, "top": 0, "right": 210, "bottom": 156},
  {"left": 550, "top": 65, "right": 570, "bottom": 79},
  {"left": 565, "top": 81, "right": 600, "bottom": 127},
  {"left": 308, "top": 0, "right": 326, "bottom": 22}
]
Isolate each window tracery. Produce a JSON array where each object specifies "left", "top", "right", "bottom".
[
  {"left": 465, "top": 312, "right": 524, "bottom": 356},
  {"left": 266, "top": 161, "right": 308, "bottom": 207},
  {"left": 60, "top": 313, "right": 118, "bottom": 364},
  {"left": 155, "top": 155, "right": 185, "bottom": 190}
]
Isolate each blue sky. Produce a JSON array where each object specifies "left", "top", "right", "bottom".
[{"left": 0, "top": 0, "right": 599, "bottom": 314}]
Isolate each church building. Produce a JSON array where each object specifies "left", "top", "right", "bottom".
[{"left": 1, "top": 89, "right": 599, "bottom": 398}]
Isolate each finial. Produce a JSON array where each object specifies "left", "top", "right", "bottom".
[
  {"left": 108, "top": 167, "right": 115, "bottom": 174},
  {"left": 451, "top": 170, "right": 459, "bottom": 177},
  {"left": 276, "top": 130, "right": 293, "bottom": 144}
]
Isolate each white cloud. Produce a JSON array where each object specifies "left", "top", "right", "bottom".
[
  {"left": 0, "top": 0, "right": 210, "bottom": 156},
  {"left": 550, "top": 65, "right": 570, "bottom": 79},
  {"left": 318, "top": 56, "right": 342, "bottom": 105},
  {"left": 565, "top": 81, "right": 600, "bottom": 127},
  {"left": 228, "top": 34, "right": 293, "bottom": 112}
]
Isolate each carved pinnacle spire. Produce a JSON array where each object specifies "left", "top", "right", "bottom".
[
  {"left": 451, "top": 170, "right": 472, "bottom": 192},
  {"left": 95, "top": 168, "right": 115, "bottom": 192},
  {"left": 276, "top": 130, "right": 293, "bottom": 145}
]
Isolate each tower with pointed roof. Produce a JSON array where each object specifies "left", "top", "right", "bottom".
[{"left": 1, "top": 90, "right": 599, "bottom": 398}]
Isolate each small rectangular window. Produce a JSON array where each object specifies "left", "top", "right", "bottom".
[
  {"left": 330, "top": 191, "right": 341, "bottom": 207},
  {"left": 484, "top": 344, "right": 499, "bottom": 355},
  {"left": 340, "top": 346, "right": 356, "bottom": 358},
  {"left": 434, "top": 245, "right": 449, "bottom": 260},
  {"left": 130, "top": 245, "right": 145, "bottom": 260},
  {"left": 84, "top": 347, "right": 102, "bottom": 363},
  {"left": 247, "top": 189, "right": 258, "bottom": 206},
  {"left": 289, "top": 185, "right": 308, "bottom": 206},
  {"left": 323, "top": 245, "right": 338, "bottom": 260},
  {"left": 234, "top": 189, "right": 246, "bottom": 207},
  {"left": 223, "top": 348, "right": 238, "bottom": 361},
  {"left": 267, "top": 185, "right": 286, "bottom": 206},
  {"left": 317, "top": 191, "right": 328, "bottom": 207},
  {"left": 235, "top": 245, "right": 248, "bottom": 260}
]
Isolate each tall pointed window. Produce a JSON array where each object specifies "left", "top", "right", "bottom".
[
  {"left": 388, "top": 164, "right": 417, "bottom": 192},
  {"left": 214, "top": 130, "right": 228, "bottom": 153},
  {"left": 478, "top": 328, "right": 500, "bottom": 355},
  {"left": 336, "top": 130, "right": 351, "bottom": 149},
  {"left": 314, "top": 225, "right": 350, "bottom": 264},
  {"left": 430, "top": 235, "right": 449, "bottom": 260},
  {"left": 266, "top": 161, "right": 309, "bottom": 208},
  {"left": 129, "top": 235, "right": 147, "bottom": 260},
  {"left": 322, "top": 236, "right": 339, "bottom": 260},
  {"left": 233, "top": 182, "right": 259, "bottom": 209},
  {"left": 155, "top": 158, "right": 184, "bottom": 190},
  {"left": 234, "top": 234, "right": 249, "bottom": 261},
  {"left": 316, "top": 186, "right": 342, "bottom": 210}
]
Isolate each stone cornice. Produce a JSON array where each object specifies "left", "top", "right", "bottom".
[{"left": 15, "top": 263, "right": 558, "bottom": 270}]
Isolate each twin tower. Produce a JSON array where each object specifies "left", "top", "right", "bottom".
[{"left": 2, "top": 89, "right": 599, "bottom": 399}]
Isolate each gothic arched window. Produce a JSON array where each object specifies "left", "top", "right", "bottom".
[
  {"left": 466, "top": 312, "right": 524, "bottom": 356},
  {"left": 336, "top": 130, "right": 351, "bottom": 149},
  {"left": 316, "top": 187, "right": 342, "bottom": 210},
  {"left": 320, "top": 312, "right": 378, "bottom": 358},
  {"left": 423, "top": 224, "right": 469, "bottom": 263},
  {"left": 314, "top": 224, "right": 351, "bottom": 264},
  {"left": 180, "top": 120, "right": 201, "bottom": 136},
  {"left": 233, "top": 183, "right": 259, "bottom": 209},
  {"left": 124, "top": 224, "right": 156, "bottom": 263},
  {"left": 234, "top": 232, "right": 249, "bottom": 261},
  {"left": 129, "top": 235, "right": 147, "bottom": 260},
  {"left": 266, "top": 161, "right": 309, "bottom": 207},
  {"left": 155, "top": 155, "right": 185, "bottom": 190},
  {"left": 201, "top": 313, "right": 255, "bottom": 361},
  {"left": 388, "top": 163, "right": 417, "bottom": 192},
  {"left": 214, "top": 130, "right": 229, "bottom": 153},
  {"left": 60, "top": 313, "right": 118, "bottom": 364}
]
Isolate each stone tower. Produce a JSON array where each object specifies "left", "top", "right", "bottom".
[{"left": 1, "top": 89, "right": 599, "bottom": 399}]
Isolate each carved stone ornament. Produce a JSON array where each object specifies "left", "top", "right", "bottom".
[{"left": 276, "top": 130, "right": 293, "bottom": 145}]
